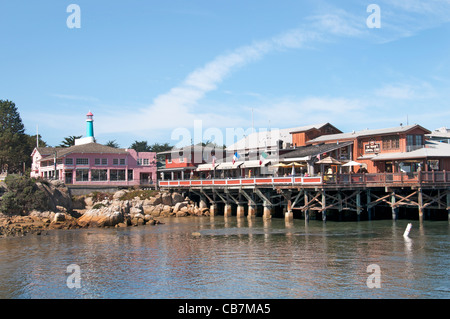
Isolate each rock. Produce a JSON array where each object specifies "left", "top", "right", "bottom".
[
  {"left": 131, "top": 216, "right": 145, "bottom": 226},
  {"left": 77, "top": 207, "right": 124, "bottom": 228},
  {"left": 133, "top": 213, "right": 145, "bottom": 220},
  {"left": 72, "top": 196, "right": 86, "bottom": 209},
  {"left": 171, "top": 192, "right": 184, "bottom": 205},
  {"left": 151, "top": 209, "right": 161, "bottom": 217},
  {"left": 50, "top": 180, "right": 64, "bottom": 188},
  {"left": 147, "top": 196, "right": 162, "bottom": 206},
  {"left": 56, "top": 205, "right": 67, "bottom": 213},
  {"left": 130, "top": 206, "right": 143, "bottom": 216},
  {"left": 176, "top": 211, "right": 188, "bottom": 217},
  {"left": 54, "top": 213, "right": 66, "bottom": 222},
  {"left": 180, "top": 206, "right": 189, "bottom": 213},
  {"left": 109, "top": 211, "right": 123, "bottom": 225},
  {"left": 173, "top": 202, "right": 187, "bottom": 213},
  {"left": 113, "top": 190, "right": 127, "bottom": 200},
  {"left": 36, "top": 181, "right": 73, "bottom": 212},
  {"left": 161, "top": 193, "right": 173, "bottom": 206},
  {"left": 142, "top": 205, "right": 154, "bottom": 215},
  {"left": 84, "top": 197, "right": 94, "bottom": 208}
]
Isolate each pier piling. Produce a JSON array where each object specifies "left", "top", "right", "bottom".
[{"left": 236, "top": 204, "right": 245, "bottom": 218}]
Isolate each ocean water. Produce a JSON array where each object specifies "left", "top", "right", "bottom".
[{"left": 0, "top": 216, "right": 448, "bottom": 299}]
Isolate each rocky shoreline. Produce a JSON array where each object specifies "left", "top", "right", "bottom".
[{"left": 0, "top": 187, "right": 209, "bottom": 238}]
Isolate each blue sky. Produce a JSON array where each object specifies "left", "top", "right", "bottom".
[{"left": 1, "top": 0, "right": 450, "bottom": 148}]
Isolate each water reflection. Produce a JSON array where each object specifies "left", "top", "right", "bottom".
[{"left": 0, "top": 217, "right": 448, "bottom": 299}]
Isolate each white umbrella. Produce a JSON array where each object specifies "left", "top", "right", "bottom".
[{"left": 342, "top": 161, "right": 362, "bottom": 167}]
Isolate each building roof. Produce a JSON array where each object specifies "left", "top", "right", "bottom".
[
  {"left": 308, "top": 124, "right": 431, "bottom": 143},
  {"left": 427, "top": 127, "right": 450, "bottom": 139},
  {"left": 156, "top": 145, "right": 224, "bottom": 156},
  {"left": 39, "top": 143, "right": 128, "bottom": 161},
  {"left": 35, "top": 147, "right": 63, "bottom": 156},
  {"left": 372, "top": 140, "right": 450, "bottom": 161},
  {"left": 280, "top": 141, "right": 354, "bottom": 160},
  {"left": 226, "top": 123, "right": 334, "bottom": 151}
]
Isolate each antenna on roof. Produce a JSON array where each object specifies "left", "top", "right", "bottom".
[
  {"left": 36, "top": 125, "right": 39, "bottom": 148},
  {"left": 252, "top": 108, "right": 254, "bottom": 134}
]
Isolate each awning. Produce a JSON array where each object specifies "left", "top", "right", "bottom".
[
  {"left": 217, "top": 161, "right": 244, "bottom": 170},
  {"left": 280, "top": 156, "right": 309, "bottom": 162},
  {"left": 158, "top": 167, "right": 196, "bottom": 172},
  {"left": 196, "top": 164, "right": 219, "bottom": 171},
  {"left": 242, "top": 160, "right": 271, "bottom": 168}
]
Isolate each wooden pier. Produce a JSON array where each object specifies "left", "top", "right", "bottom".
[{"left": 158, "top": 171, "right": 450, "bottom": 222}]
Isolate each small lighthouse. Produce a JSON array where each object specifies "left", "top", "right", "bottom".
[
  {"left": 86, "top": 111, "right": 94, "bottom": 138},
  {"left": 75, "top": 111, "right": 96, "bottom": 146}
]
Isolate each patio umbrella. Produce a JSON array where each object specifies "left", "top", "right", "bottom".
[
  {"left": 316, "top": 157, "right": 343, "bottom": 165},
  {"left": 273, "top": 163, "right": 289, "bottom": 167},
  {"left": 342, "top": 160, "right": 362, "bottom": 167},
  {"left": 287, "top": 162, "right": 306, "bottom": 167}
]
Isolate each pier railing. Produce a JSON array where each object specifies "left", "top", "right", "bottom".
[{"left": 158, "top": 171, "right": 450, "bottom": 188}]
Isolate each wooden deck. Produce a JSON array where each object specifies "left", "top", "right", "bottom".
[
  {"left": 158, "top": 171, "right": 450, "bottom": 189},
  {"left": 158, "top": 171, "right": 450, "bottom": 221}
]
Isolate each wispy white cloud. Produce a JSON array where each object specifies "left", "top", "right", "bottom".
[
  {"left": 375, "top": 0, "right": 450, "bottom": 42},
  {"left": 375, "top": 81, "right": 437, "bottom": 99},
  {"left": 254, "top": 96, "right": 367, "bottom": 128},
  {"left": 98, "top": 10, "right": 367, "bottom": 136}
]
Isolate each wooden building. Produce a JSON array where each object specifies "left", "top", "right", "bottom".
[
  {"left": 306, "top": 124, "right": 437, "bottom": 173},
  {"left": 290, "top": 123, "right": 342, "bottom": 148}
]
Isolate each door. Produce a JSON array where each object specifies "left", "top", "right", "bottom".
[{"left": 65, "top": 171, "right": 73, "bottom": 184}]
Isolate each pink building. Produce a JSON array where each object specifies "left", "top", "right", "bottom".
[{"left": 30, "top": 112, "right": 157, "bottom": 186}]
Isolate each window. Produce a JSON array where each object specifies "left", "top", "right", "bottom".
[
  {"left": 110, "top": 169, "right": 126, "bottom": 181},
  {"left": 415, "top": 135, "right": 423, "bottom": 146},
  {"left": 407, "top": 135, "right": 414, "bottom": 146},
  {"left": 167, "top": 154, "right": 172, "bottom": 164},
  {"left": 382, "top": 136, "right": 400, "bottom": 150},
  {"left": 76, "top": 158, "right": 89, "bottom": 165},
  {"left": 95, "top": 158, "right": 101, "bottom": 166},
  {"left": 128, "top": 169, "right": 133, "bottom": 182},
  {"left": 65, "top": 158, "right": 73, "bottom": 165},
  {"left": 120, "top": 158, "right": 126, "bottom": 165},
  {"left": 102, "top": 158, "right": 108, "bottom": 165},
  {"left": 179, "top": 151, "right": 184, "bottom": 163},
  {"left": 113, "top": 159, "right": 119, "bottom": 166},
  {"left": 91, "top": 169, "right": 108, "bottom": 181},
  {"left": 143, "top": 158, "right": 149, "bottom": 165},
  {"left": 75, "top": 169, "right": 89, "bottom": 182},
  {"left": 137, "top": 159, "right": 143, "bottom": 166}
]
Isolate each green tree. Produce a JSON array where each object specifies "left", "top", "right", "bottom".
[
  {"left": 149, "top": 142, "right": 173, "bottom": 153},
  {"left": 0, "top": 100, "right": 29, "bottom": 173},
  {"left": 0, "top": 175, "right": 50, "bottom": 216},
  {"left": 129, "top": 140, "right": 151, "bottom": 152},
  {"left": 59, "top": 135, "right": 82, "bottom": 148},
  {"left": 105, "top": 140, "right": 120, "bottom": 148}
]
